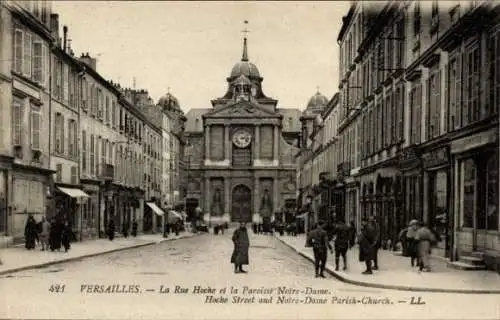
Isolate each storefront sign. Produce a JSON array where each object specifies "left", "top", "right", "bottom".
[
  {"left": 399, "top": 146, "right": 420, "bottom": 170},
  {"left": 422, "top": 146, "right": 449, "bottom": 169},
  {"left": 451, "top": 129, "right": 498, "bottom": 154}
]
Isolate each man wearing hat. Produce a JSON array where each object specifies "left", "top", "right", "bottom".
[{"left": 368, "top": 216, "right": 380, "bottom": 270}]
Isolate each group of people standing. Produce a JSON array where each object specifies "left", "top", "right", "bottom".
[
  {"left": 24, "top": 215, "right": 73, "bottom": 252},
  {"left": 399, "top": 220, "right": 438, "bottom": 272},
  {"left": 105, "top": 218, "right": 138, "bottom": 241}
]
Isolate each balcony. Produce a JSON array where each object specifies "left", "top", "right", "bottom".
[{"left": 98, "top": 163, "right": 114, "bottom": 181}]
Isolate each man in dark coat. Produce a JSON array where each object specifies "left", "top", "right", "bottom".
[
  {"left": 122, "top": 220, "right": 129, "bottom": 238},
  {"left": 358, "top": 219, "right": 376, "bottom": 274},
  {"left": 231, "top": 222, "right": 250, "bottom": 273},
  {"left": 332, "top": 217, "right": 351, "bottom": 271},
  {"left": 306, "top": 220, "right": 332, "bottom": 278},
  {"left": 107, "top": 218, "right": 115, "bottom": 241},
  {"left": 131, "top": 220, "right": 138, "bottom": 237},
  {"left": 61, "top": 220, "right": 72, "bottom": 252},
  {"left": 369, "top": 216, "right": 380, "bottom": 270},
  {"left": 24, "top": 215, "right": 37, "bottom": 250},
  {"left": 49, "top": 218, "right": 62, "bottom": 251}
]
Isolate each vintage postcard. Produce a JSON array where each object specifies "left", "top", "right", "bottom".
[{"left": 0, "top": 1, "right": 499, "bottom": 319}]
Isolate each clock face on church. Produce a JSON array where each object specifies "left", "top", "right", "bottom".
[{"left": 232, "top": 130, "right": 252, "bottom": 148}]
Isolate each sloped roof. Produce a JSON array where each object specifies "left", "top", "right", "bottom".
[{"left": 185, "top": 108, "right": 210, "bottom": 132}]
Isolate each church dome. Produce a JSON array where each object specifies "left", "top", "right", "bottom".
[
  {"left": 303, "top": 91, "right": 328, "bottom": 115},
  {"left": 158, "top": 92, "right": 182, "bottom": 112},
  {"left": 230, "top": 61, "right": 260, "bottom": 78}
]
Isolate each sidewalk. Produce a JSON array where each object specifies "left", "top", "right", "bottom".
[
  {"left": 277, "top": 234, "right": 500, "bottom": 294},
  {"left": 0, "top": 233, "right": 195, "bottom": 276}
]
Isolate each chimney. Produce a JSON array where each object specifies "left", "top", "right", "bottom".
[
  {"left": 63, "top": 25, "right": 68, "bottom": 52},
  {"left": 67, "top": 39, "right": 72, "bottom": 53},
  {"left": 78, "top": 52, "right": 97, "bottom": 71},
  {"left": 50, "top": 14, "right": 59, "bottom": 41}
]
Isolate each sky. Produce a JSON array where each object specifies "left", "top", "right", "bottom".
[{"left": 53, "top": 1, "right": 350, "bottom": 112}]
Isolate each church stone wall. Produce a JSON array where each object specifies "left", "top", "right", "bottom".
[
  {"left": 210, "top": 125, "right": 224, "bottom": 160},
  {"left": 259, "top": 125, "right": 274, "bottom": 159},
  {"left": 186, "top": 136, "right": 204, "bottom": 166}
]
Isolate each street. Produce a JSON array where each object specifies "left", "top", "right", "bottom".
[{"left": 1, "top": 232, "right": 498, "bottom": 320}]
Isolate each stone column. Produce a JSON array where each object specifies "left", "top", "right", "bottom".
[
  {"left": 224, "top": 124, "right": 231, "bottom": 163},
  {"left": 224, "top": 178, "right": 230, "bottom": 223},
  {"left": 273, "top": 177, "right": 279, "bottom": 222},
  {"left": 254, "top": 125, "right": 260, "bottom": 162},
  {"left": 273, "top": 125, "right": 279, "bottom": 163},
  {"left": 253, "top": 176, "right": 260, "bottom": 224},
  {"left": 204, "top": 177, "right": 210, "bottom": 223},
  {"left": 205, "top": 125, "right": 210, "bottom": 161}
]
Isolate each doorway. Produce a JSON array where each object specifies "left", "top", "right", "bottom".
[
  {"left": 232, "top": 185, "right": 251, "bottom": 222},
  {"left": 0, "top": 170, "right": 6, "bottom": 233}
]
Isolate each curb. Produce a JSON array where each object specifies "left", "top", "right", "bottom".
[
  {"left": 0, "top": 234, "right": 196, "bottom": 277},
  {"left": 276, "top": 236, "right": 500, "bottom": 295}
]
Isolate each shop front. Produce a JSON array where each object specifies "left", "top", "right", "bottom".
[
  {"left": 54, "top": 185, "right": 90, "bottom": 241},
  {"left": 399, "top": 145, "right": 423, "bottom": 225},
  {"left": 451, "top": 128, "right": 499, "bottom": 267},
  {"left": 421, "top": 145, "right": 452, "bottom": 257}
]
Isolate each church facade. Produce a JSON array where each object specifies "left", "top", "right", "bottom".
[{"left": 184, "top": 38, "right": 301, "bottom": 223}]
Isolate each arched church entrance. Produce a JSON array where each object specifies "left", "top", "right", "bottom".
[{"left": 232, "top": 185, "right": 252, "bottom": 222}]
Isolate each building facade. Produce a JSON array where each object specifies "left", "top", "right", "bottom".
[
  {"left": 184, "top": 37, "right": 301, "bottom": 224},
  {"left": 337, "top": 0, "right": 499, "bottom": 269},
  {"left": 0, "top": 0, "right": 54, "bottom": 243}
]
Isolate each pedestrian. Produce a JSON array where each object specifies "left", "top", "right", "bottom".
[
  {"left": 39, "top": 216, "right": 51, "bottom": 251},
  {"left": 405, "top": 220, "right": 420, "bottom": 267},
  {"left": 24, "top": 214, "right": 37, "bottom": 250},
  {"left": 332, "top": 217, "right": 350, "bottom": 271},
  {"left": 107, "top": 218, "right": 115, "bottom": 241},
  {"left": 368, "top": 216, "right": 380, "bottom": 270},
  {"left": 358, "top": 218, "right": 376, "bottom": 274},
  {"left": 49, "top": 218, "right": 62, "bottom": 251},
  {"left": 415, "top": 222, "right": 436, "bottom": 272},
  {"left": 348, "top": 220, "right": 356, "bottom": 247},
  {"left": 131, "top": 219, "right": 138, "bottom": 237},
  {"left": 231, "top": 222, "right": 250, "bottom": 274},
  {"left": 61, "top": 221, "right": 72, "bottom": 252},
  {"left": 122, "top": 220, "right": 129, "bottom": 238},
  {"left": 306, "top": 220, "right": 333, "bottom": 278}
]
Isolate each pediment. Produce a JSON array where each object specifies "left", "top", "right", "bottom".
[{"left": 204, "top": 101, "right": 280, "bottom": 119}]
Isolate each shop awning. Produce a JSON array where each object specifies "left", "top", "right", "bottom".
[
  {"left": 168, "top": 210, "right": 182, "bottom": 219},
  {"left": 146, "top": 202, "right": 165, "bottom": 216},
  {"left": 57, "top": 187, "right": 90, "bottom": 198}
]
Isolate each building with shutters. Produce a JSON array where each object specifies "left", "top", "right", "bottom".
[
  {"left": 184, "top": 35, "right": 301, "bottom": 224},
  {"left": 338, "top": 0, "right": 499, "bottom": 270},
  {"left": 0, "top": 0, "right": 54, "bottom": 243}
]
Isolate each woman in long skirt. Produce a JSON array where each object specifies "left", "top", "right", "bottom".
[{"left": 415, "top": 222, "right": 436, "bottom": 272}]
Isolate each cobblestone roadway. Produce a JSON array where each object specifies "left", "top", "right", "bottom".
[{"left": 1, "top": 232, "right": 498, "bottom": 319}]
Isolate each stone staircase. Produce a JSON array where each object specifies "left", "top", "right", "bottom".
[{"left": 448, "top": 251, "right": 486, "bottom": 270}]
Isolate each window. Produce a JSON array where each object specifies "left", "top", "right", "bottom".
[
  {"left": 396, "top": 19, "right": 404, "bottom": 69},
  {"left": 410, "top": 82, "right": 422, "bottom": 144},
  {"left": 96, "top": 137, "right": 101, "bottom": 175},
  {"left": 68, "top": 119, "right": 77, "bottom": 157},
  {"left": 82, "top": 80, "right": 88, "bottom": 111},
  {"left": 461, "top": 159, "right": 476, "bottom": 228},
  {"left": 431, "top": 0, "right": 439, "bottom": 32},
  {"left": 98, "top": 89, "right": 104, "bottom": 119},
  {"left": 101, "top": 138, "right": 106, "bottom": 171},
  {"left": 90, "top": 134, "right": 95, "bottom": 175},
  {"left": 23, "top": 31, "right": 32, "bottom": 77},
  {"left": 32, "top": 41, "right": 43, "bottom": 83},
  {"left": 12, "top": 98, "right": 23, "bottom": 146},
  {"left": 105, "top": 96, "right": 110, "bottom": 124},
  {"left": 63, "top": 64, "right": 69, "bottom": 102},
  {"left": 70, "top": 166, "right": 77, "bottom": 184},
  {"left": 448, "top": 54, "right": 461, "bottom": 131},
  {"left": 82, "top": 130, "right": 87, "bottom": 173},
  {"left": 464, "top": 44, "right": 481, "bottom": 125},
  {"left": 30, "top": 105, "right": 41, "bottom": 150},
  {"left": 111, "top": 100, "right": 116, "bottom": 127},
  {"left": 56, "top": 164, "right": 62, "bottom": 182},
  {"left": 485, "top": 153, "right": 498, "bottom": 230},
  {"left": 489, "top": 29, "right": 500, "bottom": 116},
  {"left": 413, "top": 2, "right": 421, "bottom": 37},
  {"left": 54, "top": 113, "right": 64, "bottom": 154},
  {"left": 14, "top": 29, "right": 23, "bottom": 74},
  {"left": 426, "top": 67, "right": 441, "bottom": 140}
]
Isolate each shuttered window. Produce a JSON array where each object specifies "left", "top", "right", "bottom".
[
  {"left": 30, "top": 105, "right": 41, "bottom": 150},
  {"left": 14, "top": 29, "right": 23, "bottom": 73},
  {"left": 13, "top": 98, "right": 23, "bottom": 146}
]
